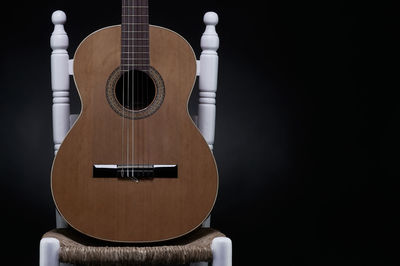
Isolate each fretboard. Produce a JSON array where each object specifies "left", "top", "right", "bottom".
[{"left": 121, "top": 0, "right": 149, "bottom": 72}]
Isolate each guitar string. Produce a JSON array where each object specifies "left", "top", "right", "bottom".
[
  {"left": 132, "top": 0, "right": 136, "bottom": 180},
  {"left": 129, "top": 0, "right": 136, "bottom": 178},
  {"left": 137, "top": 0, "right": 141, "bottom": 179},
  {"left": 121, "top": 0, "right": 126, "bottom": 178},
  {"left": 142, "top": 2, "right": 145, "bottom": 178},
  {"left": 142, "top": 0, "right": 147, "bottom": 179},
  {"left": 140, "top": 0, "right": 143, "bottom": 178},
  {"left": 145, "top": 2, "right": 149, "bottom": 178},
  {"left": 126, "top": 0, "right": 132, "bottom": 177}
]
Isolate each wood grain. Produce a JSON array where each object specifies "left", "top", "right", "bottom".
[{"left": 51, "top": 25, "right": 218, "bottom": 242}]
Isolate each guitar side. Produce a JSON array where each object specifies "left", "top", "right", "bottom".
[{"left": 51, "top": 25, "right": 218, "bottom": 242}]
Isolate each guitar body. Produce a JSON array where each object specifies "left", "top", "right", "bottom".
[{"left": 51, "top": 25, "right": 218, "bottom": 242}]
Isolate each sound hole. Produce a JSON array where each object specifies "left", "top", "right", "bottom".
[{"left": 115, "top": 70, "right": 156, "bottom": 111}]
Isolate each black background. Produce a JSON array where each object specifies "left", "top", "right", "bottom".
[{"left": 0, "top": 0, "right": 397, "bottom": 265}]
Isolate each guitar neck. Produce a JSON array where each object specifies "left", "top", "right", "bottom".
[{"left": 121, "top": 0, "right": 150, "bottom": 72}]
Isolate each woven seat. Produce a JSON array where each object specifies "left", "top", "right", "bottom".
[{"left": 42, "top": 227, "right": 225, "bottom": 265}]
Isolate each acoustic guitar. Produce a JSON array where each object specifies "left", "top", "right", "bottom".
[{"left": 51, "top": 0, "right": 218, "bottom": 242}]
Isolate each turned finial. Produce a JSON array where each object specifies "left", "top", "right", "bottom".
[
  {"left": 204, "top": 12, "right": 219, "bottom": 26},
  {"left": 51, "top": 10, "right": 68, "bottom": 52},
  {"left": 201, "top": 12, "right": 219, "bottom": 53},
  {"left": 52, "top": 10, "right": 66, "bottom": 25}
]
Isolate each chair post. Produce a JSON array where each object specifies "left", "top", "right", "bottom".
[
  {"left": 40, "top": 238, "right": 60, "bottom": 266},
  {"left": 198, "top": 12, "right": 219, "bottom": 230},
  {"left": 198, "top": 12, "right": 219, "bottom": 151},
  {"left": 211, "top": 237, "right": 232, "bottom": 266},
  {"left": 51, "top": 10, "right": 70, "bottom": 229},
  {"left": 51, "top": 10, "right": 70, "bottom": 155}
]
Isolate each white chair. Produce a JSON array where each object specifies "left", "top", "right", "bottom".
[{"left": 40, "top": 10, "right": 231, "bottom": 266}]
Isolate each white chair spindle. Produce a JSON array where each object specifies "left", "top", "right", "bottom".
[
  {"left": 51, "top": 10, "right": 70, "bottom": 155},
  {"left": 192, "top": 15, "right": 220, "bottom": 265},
  {"left": 51, "top": 10, "right": 70, "bottom": 230},
  {"left": 198, "top": 12, "right": 219, "bottom": 151}
]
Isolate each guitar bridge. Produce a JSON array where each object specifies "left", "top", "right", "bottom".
[{"left": 93, "top": 164, "right": 178, "bottom": 179}]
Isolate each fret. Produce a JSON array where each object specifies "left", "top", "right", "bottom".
[
  {"left": 121, "top": 56, "right": 149, "bottom": 59},
  {"left": 121, "top": 48, "right": 149, "bottom": 54},
  {"left": 121, "top": 33, "right": 149, "bottom": 35},
  {"left": 122, "top": 58, "right": 149, "bottom": 62},
  {"left": 121, "top": 58, "right": 149, "bottom": 61},
  {"left": 121, "top": 44, "right": 149, "bottom": 48},
  {"left": 121, "top": 40, "right": 149, "bottom": 45},
  {"left": 122, "top": 14, "right": 148, "bottom": 17},
  {"left": 121, "top": 29, "right": 148, "bottom": 32},
  {"left": 122, "top": 51, "right": 149, "bottom": 54},
  {"left": 121, "top": 38, "right": 149, "bottom": 42},
  {"left": 121, "top": 59, "right": 149, "bottom": 62},
  {"left": 122, "top": 0, "right": 148, "bottom": 4},
  {"left": 122, "top": 21, "right": 148, "bottom": 24},
  {"left": 121, "top": 28, "right": 149, "bottom": 30},
  {"left": 122, "top": 36, "right": 148, "bottom": 40},
  {"left": 120, "top": 65, "right": 149, "bottom": 68},
  {"left": 121, "top": 38, "right": 149, "bottom": 40},
  {"left": 122, "top": 6, "right": 148, "bottom": 8},
  {"left": 122, "top": 25, "right": 149, "bottom": 30},
  {"left": 121, "top": 47, "right": 149, "bottom": 51},
  {"left": 122, "top": 17, "right": 149, "bottom": 22},
  {"left": 121, "top": 28, "right": 148, "bottom": 31},
  {"left": 121, "top": 63, "right": 150, "bottom": 66},
  {"left": 121, "top": 30, "right": 148, "bottom": 33},
  {"left": 121, "top": 40, "right": 149, "bottom": 43},
  {"left": 121, "top": 33, "right": 149, "bottom": 39},
  {"left": 122, "top": 38, "right": 149, "bottom": 42},
  {"left": 121, "top": 39, "right": 149, "bottom": 42},
  {"left": 121, "top": 9, "right": 149, "bottom": 12},
  {"left": 121, "top": 54, "right": 149, "bottom": 58},
  {"left": 122, "top": 60, "right": 150, "bottom": 64},
  {"left": 123, "top": 30, "right": 149, "bottom": 33},
  {"left": 121, "top": 36, "right": 149, "bottom": 39},
  {"left": 121, "top": 34, "right": 149, "bottom": 38}
]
